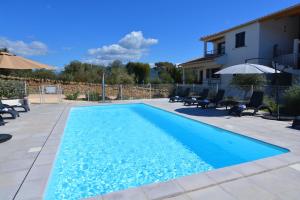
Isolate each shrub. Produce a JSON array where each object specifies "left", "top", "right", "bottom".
[
  {"left": 0, "top": 79, "right": 25, "bottom": 99},
  {"left": 283, "top": 85, "right": 300, "bottom": 116},
  {"left": 231, "top": 74, "right": 266, "bottom": 88},
  {"left": 86, "top": 91, "right": 100, "bottom": 101},
  {"left": 263, "top": 96, "right": 277, "bottom": 113},
  {"left": 65, "top": 91, "right": 80, "bottom": 100}
]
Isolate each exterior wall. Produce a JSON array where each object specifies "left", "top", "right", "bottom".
[
  {"left": 220, "top": 22, "right": 261, "bottom": 86},
  {"left": 223, "top": 22, "right": 261, "bottom": 66},
  {"left": 181, "top": 61, "right": 221, "bottom": 86},
  {"left": 259, "top": 16, "right": 299, "bottom": 62}
]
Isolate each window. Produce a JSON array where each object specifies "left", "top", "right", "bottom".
[
  {"left": 198, "top": 70, "right": 203, "bottom": 84},
  {"left": 206, "top": 69, "right": 211, "bottom": 79},
  {"left": 217, "top": 42, "right": 225, "bottom": 55},
  {"left": 235, "top": 32, "right": 245, "bottom": 48}
]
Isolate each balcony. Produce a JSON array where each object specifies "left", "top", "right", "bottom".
[
  {"left": 204, "top": 47, "right": 227, "bottom": 65},
  {"left": 204, "top": 47, "right": 225, "bottom": 58}
]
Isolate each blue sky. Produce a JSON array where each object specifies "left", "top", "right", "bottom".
[{"left": 1, "top": 0, "right": 299, "bottom": 69}]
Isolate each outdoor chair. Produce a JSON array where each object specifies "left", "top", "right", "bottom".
[
  {"left": 184, "top": 89, "right": 209, "bottom": 106},
  {"left": 0, "top": 104, "right": 20, "bottom": 119},
  {"left": 0, "top": 115, "right": 6, "bottom": 126},
  {"left": 228, "top": 91, "right": 272, "bottom": 116},
  {"left": 197, "top": 89, "right": 225, "bottom": 108},
  {"left": 292, "top": 116, "right": 300, "bottom": 130},
  {"left": 169, "top": 88, "right": 191, "bottom": 102},
  {"left": 0, "top": 99, "right": 30, "bottom": 112}
]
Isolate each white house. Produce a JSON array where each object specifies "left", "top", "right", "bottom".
[{"left": 180, "top": 4, "right": 300, "bottom": 86}]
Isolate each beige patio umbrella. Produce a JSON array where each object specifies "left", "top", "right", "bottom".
[
  {"left": 0, "top": 52, "right": 54, "bottom": 70},
  {"left": 0, "top": 52, "right": 55, "bottom": 143},
  {"left": 0, "top": 51, "right": 55, "bottom": 97}
]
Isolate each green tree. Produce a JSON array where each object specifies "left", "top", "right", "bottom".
[
  {"left": 32, "top": 69, "right": 57, "bottom": 80},
  {"left": 106, "top": 60, "right": 134, "bottom": 84},
  {"left": 61, "top": 61, "right": 104, "bottom": 83},
  {"left": 154, "top": 62, "right": 182, "bottom": 83},
  {"left": 126, "top": 62, "right": 150, "bottom": 84},
  {"left": 0, "top": 48, "right": 9, "bottom": 53},
  {"left": 184, "top": 68, "right": 198, "bottom": 84}
]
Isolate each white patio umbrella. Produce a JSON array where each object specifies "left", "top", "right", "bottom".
[
  {"left": 215, "top": 62, "right": 281, "bottom": 119},
  {"left": 215, "top": 63, "right": 280, "bottom": 74}
]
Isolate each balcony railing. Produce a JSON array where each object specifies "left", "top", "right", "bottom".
[
  {"left": 274, "top": 49, "right": 300, "bottom": 69},
  {"left": 204, "top": 47, "right": 225, "bottom": 58}
]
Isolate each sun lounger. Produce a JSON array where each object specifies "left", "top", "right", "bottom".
[
  {"left": 169, "top": 88, "right": 191, "bottom": 102},
  {"left": 0, "top": 105, "right": 19, "bottom": 119},
  {"left": 197, "top": 90, "right": 225, "bottom": 108},
  {"left": 0, "top": 99, "right": 30, "bottom": 112},
  {"left": 184, "top": 89, "right": 209, "bottom": 106},
  {"left": 228, "top": 91, "right": 272, "bottom": 116},
  {"left": 292, "top": 116, "right": 300, "bottom": 130},
  {"left": 0, "top": 115, "right": 6, "bottom": 126}
]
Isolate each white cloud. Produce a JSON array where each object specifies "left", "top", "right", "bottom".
[
  {"left": 0, "top": 37, "right": 48, "bottom": 56},
  {"left": 86, "top": 31, "right": 158, "bottom": 65},
  {"left": 119, "top": 31, "right": 158, "bottom": 49}
]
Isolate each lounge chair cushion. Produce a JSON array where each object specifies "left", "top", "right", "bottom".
[{"left": 229, "top": 104, "right": 246, "bottom": 116}]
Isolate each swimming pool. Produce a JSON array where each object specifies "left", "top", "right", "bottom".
[{"left": 45, "top": 103, "right": 288, "bottom": 199}]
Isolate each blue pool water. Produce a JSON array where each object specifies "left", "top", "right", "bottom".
[{"left": 45, "top": 103, "right": 288, "bottom": 199}]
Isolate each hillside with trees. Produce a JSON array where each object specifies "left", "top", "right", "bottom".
[{"left": 0, "top": 48, "right": 181, "bottom": 84}]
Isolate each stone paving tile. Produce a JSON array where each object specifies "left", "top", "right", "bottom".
[
  {"left": 102, "top": 187, "right": 147, "bottom": 200},
  {"left": 186, "top": 185, "right": 237, "bottom": 200},
  {"left": 7, "top": 149, "right": 38, "bottom": 160},
  {"left": 229, "top": 162, "right": 268, "bottom": 176},
  {"left": 275, "top": 153, "right": 300, "bottom": 164},
  {"left": 0, "top": 170, "right": 27, "bottom": 187},
  {"left": 220, "top": 177, "right": 279, "bottom": 200},
  {"left": 26, "top": 164, "right": 52, "bottom": 181},
  {"left": 0, "top": 184, "right": 19, "bottom": 200},
  {"left": 205, "top": 167, "right": 243, "bottom": 183},
  {"left": 175, "top": 173, "right": 215, "bottom": 191},
  {"left": 162, "top": 194, "right": 191, "bottom": 200},
  {"left": 14, "top": 178, "right": 48, "bottom": 200},
  {"left": 142, "top": 180, "right": 184, "bottom": 200},
  {"left": 0, "top": 158, "right": 35, "bottom": 173},
  {"left": 34, "top": 153, "right": 56, "bottom": 166},
  {"left": 246, "top": 169, "right": 300, "bottom": 198},
  {"left": 83, "top": 196, "right": 103, "bottom": 200},
  {"left": 254, "top": 157, "right": 288, "bottom": 170}
]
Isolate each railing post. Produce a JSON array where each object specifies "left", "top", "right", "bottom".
[
  {"left": 39, "top": 86, "right": 42, "bottom": 104},
  {"left": 120, "top": 84, "right": 123, "bottom": 100},
  {"left": 149, "top": 83, "right": 152, "bottom": 99}
]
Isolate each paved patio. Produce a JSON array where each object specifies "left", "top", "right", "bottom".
[{"left": 0, "top": 99, "right": 300, "bottom": 200}]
